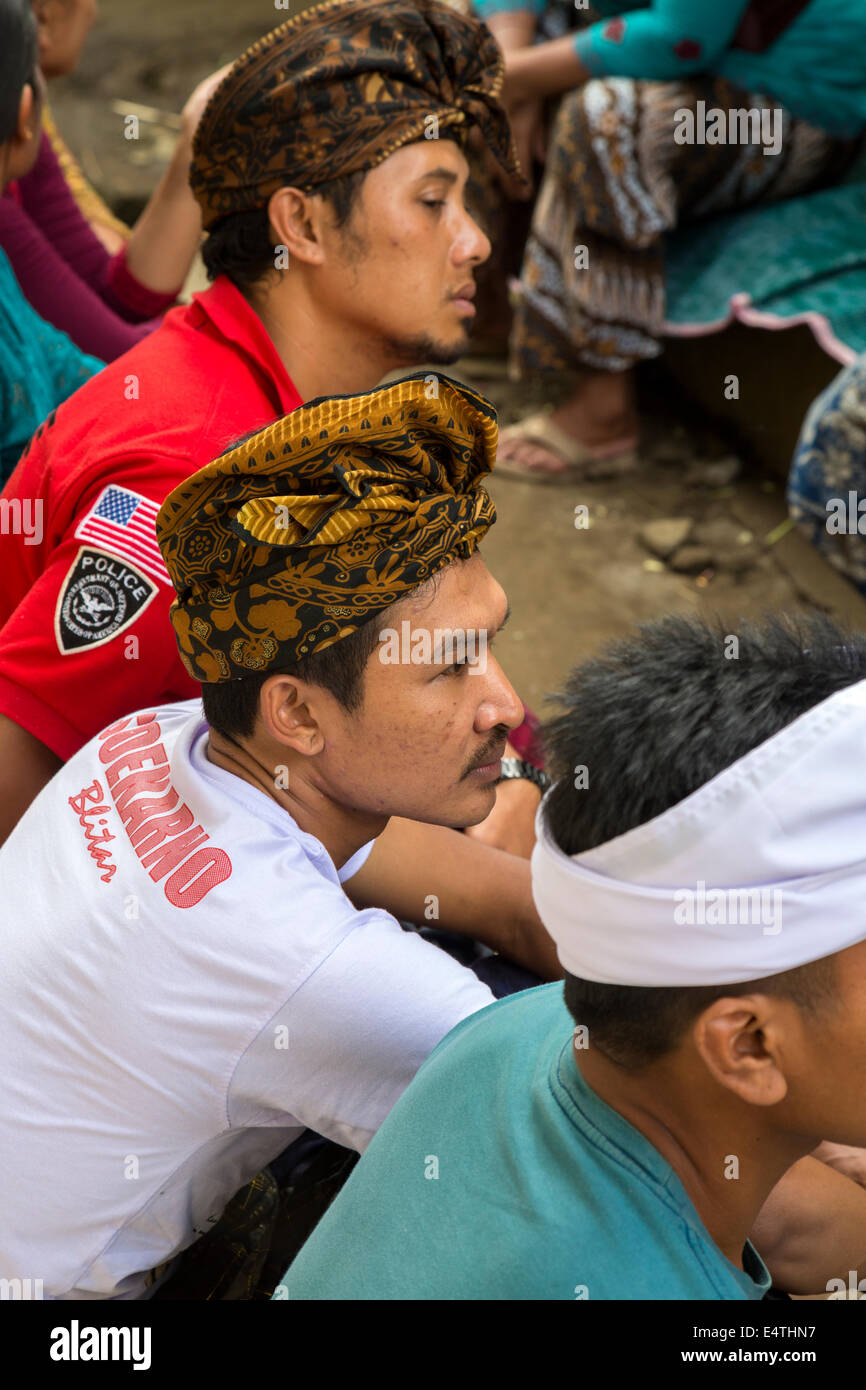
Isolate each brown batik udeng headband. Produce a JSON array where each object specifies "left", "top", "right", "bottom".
[
  {"left": 189, "top": 0, "right": 527, "bottom": 231},
  {"left": 156, "top": 373, "right": 499, "bottom": 684}
]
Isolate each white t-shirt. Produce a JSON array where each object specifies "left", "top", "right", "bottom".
[{"left": 0, "top": 701, "right": 494, "bottom": 1299}]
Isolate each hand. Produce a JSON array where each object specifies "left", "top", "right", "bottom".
[
  {"left": 124, "top": 62, "right": 235, "bottom": 292},
  {"left": 502, "top": 35, "right": 590, "bottom": 108},
  {"left": 179, "top": 63, "right": 235, "bottom": 144},
  {"left": 504, "top": 98, "right": 547, "bottom": 198},
  {"left": 485, "top": 11, "right": 537, "bottom": 57},
  {"left": 813, "top": 1141, "right": 866, "bottom": 1188},
  {"left": 501, "top": 47, "right": 534, "bottom": 110},
  {"left": 463, "top": 743, "right": 542, "bottom": 859}
]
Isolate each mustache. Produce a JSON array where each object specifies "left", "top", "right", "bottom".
[{"left": 462, "top": 725, "right": 511, "bottom": 778}]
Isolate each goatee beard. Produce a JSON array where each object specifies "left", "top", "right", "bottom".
[{"left": 378, "top": 330, "right": 469, "bottom": 369}]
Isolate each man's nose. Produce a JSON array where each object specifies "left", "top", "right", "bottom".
[
  {"left": 476, "top": 656, "right": 525, "bottom": 732},
  {"left": 453, "top": 207, "right": 491, "bottom": 268}
]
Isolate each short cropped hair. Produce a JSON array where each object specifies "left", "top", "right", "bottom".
[
  {"left": 542, "top": 612, "right": 866, "bottom": 1069},
  {"left": 0, "top": 0, "right": 38, "bottom": 146},
  {"left": 200, "top": 562, "right": 451, "bottom": 739},
  {"left": 201, "top": 617, "right": 383, "bottom": 739},
  {"left": 201, "top": 168, "right": 368, "bottom": 290}
]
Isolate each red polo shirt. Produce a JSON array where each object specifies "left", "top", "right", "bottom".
[{"left": 0, "top": 276, "right": 302, "bottom": 758}]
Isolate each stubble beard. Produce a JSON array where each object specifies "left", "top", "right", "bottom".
[
  {"left": 335, "top": 226, "right": 470, "bottom": 369},
  {"left": 376, "top": 327, "right": 470, "bottom": 369}
]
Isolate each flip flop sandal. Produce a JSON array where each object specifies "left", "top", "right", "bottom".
[{"left": 495, "top": 409, "right": 639, "bottom": 483}]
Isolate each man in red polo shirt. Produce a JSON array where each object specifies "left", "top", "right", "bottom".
[{"left": 0, "top": 0, "right": 531, "bottom": 842}]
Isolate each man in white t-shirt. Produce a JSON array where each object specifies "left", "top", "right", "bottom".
[{"left": 0, "top": 374, "right": 558, "bottom": 1298}]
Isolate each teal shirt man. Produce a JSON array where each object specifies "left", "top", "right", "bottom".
[
  {"left": 475, "top": 0, "right": 866, "bottom": 138},
  {"left": 276, "top": 984, "right": 771, "bottom": 1300}
]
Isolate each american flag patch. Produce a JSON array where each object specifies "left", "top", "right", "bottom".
[{"left": 74, "top": 485, "right": 171, "bottom": 588}]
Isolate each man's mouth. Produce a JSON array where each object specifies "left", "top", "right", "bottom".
[
  {"left": 451, "top": 283, "right": 476, "bottom": 317},
  {"left": 464, "top": 739, "right": 507, "bottom": 781}
]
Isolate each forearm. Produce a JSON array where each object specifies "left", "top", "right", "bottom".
[
  {"left": 751, "top": 1156, "right": 866, "bottom": 1295},
  {"left": 123, "top": 138, "right": 201, "bottom": 295},
  {"left": 16, "top": 130, "right": 110, "bottom": 291},
  {"left": 484, "top": 8, "right": 538, "bottom": 54},
  {"left": 504, "top": 35, "right": 591, "bottom": 104},
  {"left": 344, "top": 817, "right": 562, "bottom": 981},
  {"left": 0, "top": 716, "right": 62, "bottom": 848},
  {"left": 464, "top": 745, "right": 543, "bottom": 858},
  {"left": 0, "top": 201, "right": 140, "bottom": 360}
]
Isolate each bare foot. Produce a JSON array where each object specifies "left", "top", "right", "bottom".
[
  {"left": 498, "top": 368, "right": 639, "bottom": 476},
  {"left": 496, "top": 433, "right": 570, "bottom": 475},
  {"left": 550, "top": 396, "right": 639, "bottom": 456}
]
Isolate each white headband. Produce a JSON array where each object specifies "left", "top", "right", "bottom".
[{"left": 530, "top": 679, "right": 866, "bottom": 986}]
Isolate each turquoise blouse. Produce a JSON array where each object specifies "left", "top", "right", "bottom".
[
  {"left": 474, "top": 0, "right": 866, "bottom": 138},
  {"left": 0, "top": 247, "right": 103, "bottom": 486}
]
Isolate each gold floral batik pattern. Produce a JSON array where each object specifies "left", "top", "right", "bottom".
[{"left": 156, "top": 373, "right": 499, "bottom": 683}]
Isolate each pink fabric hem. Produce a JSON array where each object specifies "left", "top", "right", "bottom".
[{"left": 663, "top": 292, "right": 857, "bottom": 366}]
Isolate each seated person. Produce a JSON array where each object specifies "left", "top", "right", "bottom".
[
  {"left": 788, "top": 353, "right": 866, "bottom": 595},
  {"left": 0, "top": 0, "right": 535, "bottom": 848},
  {"left": 0, "top": 0, "right": 229, "bottom": 361},
  {"left": 0, "top": 375, "right": 558, "bottom": 1300},
  {"left": 278, "top": 611, "right": 866, "bottom": 1299},
  {"left": 468, "top": 0, "right": 866, "bottom": 480},
  {"left": 0, "top": 0, "right": 101, "bottom": 483}
]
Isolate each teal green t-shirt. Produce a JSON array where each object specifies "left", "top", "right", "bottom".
[{"left": 276, "top": 984, "right": 771, "bottom": 1301}]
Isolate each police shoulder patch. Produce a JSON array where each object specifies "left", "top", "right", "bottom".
[{"left": 55, "top": 547, "right": 157, "bottom": 655}]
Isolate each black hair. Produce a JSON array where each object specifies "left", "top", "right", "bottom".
[
  {"left": 200, "top": 559, "right": 453, "bottom": 740},
  {"left": 543, "top": 612, "right": 866, "bottom": 1069},
  {"left": 201, "top": 615, "right": 384, "bottom": 739},
  {"left": 201, "top": 168, "right": 368, "bottom": 290},
  {"left": 0, "top": 0, "right": 38, "bottom": 146}
]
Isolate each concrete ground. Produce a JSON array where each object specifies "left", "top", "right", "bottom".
[{"left": 48, "top": 0, "right": 866, "bottom": 722}]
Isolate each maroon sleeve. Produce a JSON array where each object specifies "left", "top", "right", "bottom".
[
  {"left": 11, "top": 132, "right": 176, "bottom": 345},
  {"left": 0, "top": 193, "right": 154, "bottom": 362},
  {"left": 15, "top": 132, "right": 112, "bottom": 291}
]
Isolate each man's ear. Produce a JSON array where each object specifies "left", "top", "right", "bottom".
[
  {"left": 258, "top": 674, "right": 326, "bottom": 757},
  {"left": 692, "top": 995, "right": 790, "bottom": 1107},
  {"left": 266, "top": 187, "right": 329, "bottom": 269}
]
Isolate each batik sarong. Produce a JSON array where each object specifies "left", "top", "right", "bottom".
[
  {"left": 788, "top": 356, "right": 866, "bottom": 595},
  {"left": 510, "top": 74, "right": 860, "bottom": 373}
]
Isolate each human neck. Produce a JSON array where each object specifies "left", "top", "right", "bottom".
[
  {"left": 575, "top": 1046, "right": 809, "bottom": 1270},
  {"left": 205, "top": 730, "right": 387, "bottom": 871},
  {"left": 244, "top": 277, "right": 388, "bottom": 402},
  {"left": 0, "top": 145, "right": 14, "bottom": 194}
]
